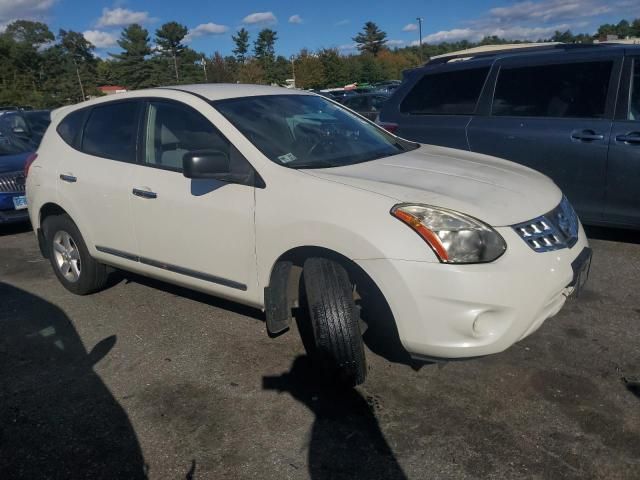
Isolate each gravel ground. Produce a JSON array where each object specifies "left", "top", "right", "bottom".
[{"left": 1, "top": 222, "right": 639, "bottom": 480}]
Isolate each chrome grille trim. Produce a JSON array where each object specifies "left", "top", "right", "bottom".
[
  {"left": 0, "top": 171, "right": 25, "bottom": 193},
  {"left": 512, "top": 197, "right": 579, "bottom": 253}
]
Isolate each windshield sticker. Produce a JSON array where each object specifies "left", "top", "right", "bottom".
[{"left": 278, "top": 152, "right": 297, "bottom": 164}]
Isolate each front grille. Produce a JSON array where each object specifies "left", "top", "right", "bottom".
[
  {"left": 512, "top": 197, "right": 579, "bottom": 252},
  {"left": 0, "top": 171, "right": 25, "bottom": 193}
]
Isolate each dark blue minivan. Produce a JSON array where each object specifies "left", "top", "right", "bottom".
[{"left": 379, "top": 44, "right": 640, "bottom": 230}]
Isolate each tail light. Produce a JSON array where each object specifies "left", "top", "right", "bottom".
[{"left": 24, "top": 153, "right": 38, "bottom": 177}]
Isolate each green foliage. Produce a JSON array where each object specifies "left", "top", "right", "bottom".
[
  {"left": 155, "top": 21, "right": 188, "bottom": 82},
  {"left": 1, "top": 16, "right": 639, "bottom": 109},
  {"left": 110, "top": 24, "right": 153, "bottom": 89},
  {"left": 353, "top": 22, "right": 387, "bottom": 56},
  {"left": 232, "top": 28, "right": 250, "bottom": 64}
]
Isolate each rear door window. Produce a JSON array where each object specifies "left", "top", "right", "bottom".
[
  {"left": 81, "top": 101, "right": 141, "bottom": 162},
  {"left": 57, "top": 109, "right": 86, "bottom": 148},
  {"left": 400, "top": 67, "right": 490, "bottom": 115},
  {"left": 492, "top": 61, "right": 613, "bottom": 118}
]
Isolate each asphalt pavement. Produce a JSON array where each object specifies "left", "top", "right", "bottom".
[{"left": 1, "top": 222, "right": 639, "bottom": 479}]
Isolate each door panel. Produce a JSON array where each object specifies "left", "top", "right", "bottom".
[
  {"left": 606, "top": 56, "right": 640, "bottom": 227},
  {"left": 56, "top": 101, "right": 141, "bottom": 260},
  {"left": 467, "top": 53, "right": 621, "bottom": 223},
  {"left": 467, "top": 116, "right": 611, "bottom": 222},
  {"left": 130, "top": 166, "right": 256, "bottom": 297},
  {"left": 130, "top": 99, "right": 257, "bottom": 301}
]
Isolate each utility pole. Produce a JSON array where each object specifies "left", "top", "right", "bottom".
[
  {"left": 290, "top": 55, "right": 296, "bottom": 88},
  {"left": 202, "top": 56, "right": 208, "bottom": 82},
  {"left": 416, "top": 17, "right": 424, "bottom": 63}
]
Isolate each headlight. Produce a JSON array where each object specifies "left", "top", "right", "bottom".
[{"left": 391, "top": 204, "right": 506, "bottom": 264}]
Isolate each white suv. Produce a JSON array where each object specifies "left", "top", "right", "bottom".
[{"left": 26, "top": 85, "right": 591, "bottom": 385}]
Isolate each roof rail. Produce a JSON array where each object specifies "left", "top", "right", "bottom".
[{"left": 426, "top": 42, "right": 605, "bottom": 65}]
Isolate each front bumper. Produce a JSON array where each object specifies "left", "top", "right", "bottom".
[
  {"left": 0, "top": 207, "right": 30, "bottom": 224},
  {"left": 357, "top": 224, "right": 589, "bottom": 359}
]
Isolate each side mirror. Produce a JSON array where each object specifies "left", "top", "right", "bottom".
[{"left": 183, "top": 150, "right": 231, "bottom": 180}]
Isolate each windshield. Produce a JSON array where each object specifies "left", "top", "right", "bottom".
[
  {"left": 0, "top": 111, "right": 49, "bottom": 155},
  {"left": 213, "top": 94, "right": 414, "bottom": 169}
]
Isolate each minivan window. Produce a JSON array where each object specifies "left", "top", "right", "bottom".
[
  {"left": 82, "top": 101, "right": 140, "bottom": 162},
  {"left": 400, "top": 67, "right": 490, "bottom": 115},
  {"left": 629, "top": 59, "right": 640, "bottom": 121},
  {"left": 57, "top": 109, "right": 85, "bottom": 148},
  {"left": 492, "top": 61, "right": 613, "bottom": 118},
  {"left": 143, "top": 101, "right": 230, "bottom": 171}
]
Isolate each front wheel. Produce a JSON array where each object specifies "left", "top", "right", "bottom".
[
  {"left": 302, "top": 257, "right": 367, "bottom": 386},
  {"left": 43, "top": 214, "right": 108, "bottom": 295}
]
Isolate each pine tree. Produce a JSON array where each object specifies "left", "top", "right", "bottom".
[
  {"left": 155, "top": 22, "right": 188, "bottom": 82},
  {"left": 232, "top": 28, "right": 250, "bottom": 64},
  {"left": 353, "top": 22, "right": 387, "bottom": 56},
  {"left": 111, "top": 24, "right": 152, "bottom": 89},
  {"left": 254, "top": 29, "right": 278, "bottom": 84}
]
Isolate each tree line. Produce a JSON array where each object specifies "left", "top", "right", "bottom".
[{"left": 1, "top": 17, "right": 639, "bottom": 109}]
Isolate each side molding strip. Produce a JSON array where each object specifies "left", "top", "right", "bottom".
[{"left": 95, "top": 245, "right": 247, "bottom": 291}]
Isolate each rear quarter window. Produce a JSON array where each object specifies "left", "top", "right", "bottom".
[
  {"left": 400, "top": 67, "right": 490, "bottom": 115},
  {"left": 56, "top": 109, "right": 86, "bottom": 148}
]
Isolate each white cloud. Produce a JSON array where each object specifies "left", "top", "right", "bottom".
[
  {"left": 83, "top": 30, "right": 118, "bottom": 48},
  {"left": 185, "top": 22, "right": 229, "bottom": 42},
  {"left": 387, "top": 39, "right": 406, "bottom": 47},
  {"left": 402, "top": 23, "right": 418, "bottom": 32},
  {"left": 335, "top": 19, "right": 350, "bottom": 27},
  {"left": 289, "top": 14, "right": 303, "bottom": 24},
  {"left": 242, "top": 11, "right": 277, "bottom": 25},
  {"left": 0, "top": 0, "right": 55, "bottom": 23},
  {"left": 416, "top": 23, "right": 572, "bottom": 44},
  {"left": 96, "top": 7, "right": 152, "bottom": 28},
  {"left": 338, "top": 43, "right": 357, "bottom": 52},
  {"left": 413, "top": 0, "right": 638, "bottom": 45},
  {"left": 489, "top": 0, "right": 611, "bottom": 24}
]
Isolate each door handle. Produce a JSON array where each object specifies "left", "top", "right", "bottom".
[
  {"left": 615, "top": 132, "right": 640, "bottom": 144},
  {"left": 132, "top": 188, "right": 157, "bottom": 199},
  {"left": 571, "top": 130, "right": 604, "bottom": 142},
  {"left": 59, "top": 174, "right": 77, "bottom": 183}
]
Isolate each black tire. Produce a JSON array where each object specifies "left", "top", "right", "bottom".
[
  {"left": 42, "top": 214, "right": 108, "bottom": 295},
  {"left": 302, "top": 257, "right": 367, "bottom": 386}
]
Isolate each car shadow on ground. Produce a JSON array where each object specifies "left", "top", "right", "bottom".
[
  {"left": 263, "top": 355, "right": 408, "bottom": 480},
  {"left": 584, "top": 225, "right": 640, "bottom": 244},
  {"left": 0, "top": 221, "right": 32, "bottom": 237},
  {"left": 0, "top": 282, "right": 147, "bottom": 479},
  {"left": 115, "top": 271, "right": 266, "bottom": 321}
]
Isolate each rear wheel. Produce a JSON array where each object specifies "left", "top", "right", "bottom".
[
  {"left": 43, "top": 214, "right": 108, "bottom": 295},
  {"left": 302, "top": 257, "right": 367, "bottom": 386}
]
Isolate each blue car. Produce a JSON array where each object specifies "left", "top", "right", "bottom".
[{"left": 0, "top": 134, "right": 32, "bottom": 224}]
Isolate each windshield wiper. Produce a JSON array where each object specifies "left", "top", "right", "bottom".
[{"left": 285, "top": 159, "right": 341, "bottom": 169}]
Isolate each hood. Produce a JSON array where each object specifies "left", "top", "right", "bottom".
[
  {"left": 0, "top": 152, "right": 29, "bottom": 174},
  {"left": 304, "top": 144, "right": 562, "bottom": 226}
]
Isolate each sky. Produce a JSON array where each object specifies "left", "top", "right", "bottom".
[{"left": 1, "top": 0, "right": 639, "bottom": 57}]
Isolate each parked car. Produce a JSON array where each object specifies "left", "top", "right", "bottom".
[
  {"left": 342, "top": 93, "right": 390, "bottom": 120},
  {"left": 379, "top": 43, "right": 640, "bottom": 230},
  {"left": 0, "top": 110, "right": 51, "bottom": 146},
  {"left": 374, "top": 80, "right": 402, "bottom": 94},
  {"left": 27, "top": 85, "right": 590, "bottom": 386},
  {"left": 379, "top": 44, "right": 640, "bottom": 229},
  {"left": 0, "top": 133, "right": 34, "bottom": 224}
]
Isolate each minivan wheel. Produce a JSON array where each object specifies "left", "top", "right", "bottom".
[
  {"left": 302, "top": 257, "right": 367, "bottom": 386},
  {"left": 43, "top": 214, "right": 108, "bottom": 295}
]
